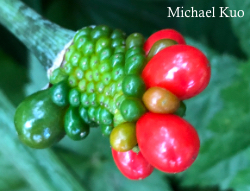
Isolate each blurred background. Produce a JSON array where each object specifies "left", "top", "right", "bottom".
[{"left": 0, "top": 0, "right": 249, "bottom": 190}]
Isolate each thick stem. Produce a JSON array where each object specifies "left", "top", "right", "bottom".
[{"left": 0, "top": 0, "right": 75, "bottom": 70}]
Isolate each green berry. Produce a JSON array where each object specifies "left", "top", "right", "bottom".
[
  {"left": 111, "top": 53, "right": 125, "bottom": 68},
  {"left": 70, "top": 51, "right": 82, "bottom": 67},
  {"left": 74, "top": 27, "right": 92, "bottom": 42},
  {"left": 99, "top": 47, "right": 113, "bottom": 61},
  {"left": 88, "top": 106, "right": 96, "bottom": 121},
  {"left": 120, "top": 97, "right": 146, "bottom": 122},
  {"left": 110, "top": 29, "right": 126, "bottom": 39},
  {"left": 68, "top": 75, "right": 78, "bottom": 88},
  {"left": 91, "top": 25, "right": 111, "bottom": 40},
  {"left": 124, "top": 54, "right": 146, "bottom": 74},
  {"left": 98, "top": 60, "right": 112, "bottom": 73},
  {"left": 74, "top": 67, "right": 84, "bottom": 80},
  {"left": 88, "top": 93, "right": 98, "bottom": 107},
  {"left": 63, "top": 62, "right": 74, "bottom": 74},
  {"left": 100, "top": 108, "right": 113, "bottom": 125},
  {"left": 14, "top": 89, "right": 66, "bottom": 149},
  {"left": 80, "top": 92, "right": 90, "bottom": 108},
  {"left": 89, "top": 55, "right": 99, "bottom": 69},
  {"left": 125, "top": 46, "right": 144, "bottom": 60},
  {"left": 75, "top": 36, "right": 91, "bottom": 50},
  {"left": 122, "top": 74, "right": 146, "bottom": 98},
  {"left": 86, "top": 82, "right": 95, "bottom": 94},
  {"left": 50, "top": 79, "right": 70, "bottom": 107},
  {"left": 64, "top": 106, "right": 89, "bottom": 140},
  {"left": 50, "top": 68, "right": 67, "bottom": 84},
  {"left": 79, "top": 105, "right": 92, "bottom": 124},
  {"left": 96, "top": 82, "right": 105, "bottom": 93},
  {"left": 95, "top": 37, "right": 111, "bottom": 53},
  {"left": 82, "top": 41, "right": 95, "bottom": 56},
  {"left": 65, "top": 46, "right": 76, "bottom": 62},
  {"left": 111, "top": 38, "right": 125, "bottom": 48},
  {"left": 101, "top": 124, "right": 114, "bottom": 136},
  {"left": 111, "top": 66, "right": 124, "bottom": 81},
  {"left": 125, "top": 33, "right": 144, "bottom": 49},
  {"left": 78, "top": 79, "right": 87, "bottom": 92},
  {"left": 69, "top": 88, "right": 81, "bottom": 107},
  {"left": 79, "top": 56, "right": 90, "bottom": 71}
]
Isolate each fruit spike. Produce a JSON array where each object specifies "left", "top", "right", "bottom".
[{"left": 49, "top": 25, "right": 147, "bottom": 138}]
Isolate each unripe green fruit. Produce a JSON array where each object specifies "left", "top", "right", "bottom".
[
  {"left": 126, "top": 33, "right": 145, "bottom": 49},
  {"left": 124, "top": 54, "right": 146, "bottom": 74},
  {"left": 50, "top": 79, "right": 70, "bottom": 107},
  {"left": 50, "top": 68, "right": 67, "bottom": 85},
  {"left": 69, "top": 88, "right": 81, "bottom": 107},
  {"left": 122, "top": 74, "right": 146, "bottom": 98},
  {"left": 64, "top": 106, "right": 89, "bottom": 140},
  {"left": 147, "top": 39, "right": 177, "bottom": 61},
  {"left": 101, "top": 124, "right": 114, "bottom": 136},
  {"left": 120, "top": 97, "right": 146, "bottom": 122},
  {"left": 14, "top": 89, "right": 66, "bottom": 149}
]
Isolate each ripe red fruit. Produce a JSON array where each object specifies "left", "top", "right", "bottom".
[
  {"left": 142, "top": 44, "right": 211, "bottom": 100},
  {"left": 143, "top": 29, "right": 186, "bottom": 55},
  {"left": 112, "top": 148, "right": 154, "bottom": 180},
  {"left": 136, "top": 112, "right": 200, "bottom": 173}
]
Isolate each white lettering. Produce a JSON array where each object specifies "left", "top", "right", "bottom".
[
  {"left": 168, "top": 7, "right": 180, "bottom": 17},
  {"left": 206, "top": 10, "right": 212, "bottom": 17},
  {"left": 185, "top": 10, "right": 190, "bottom": 17},
  {"left": 199, "top": 10, "right": 205, "bottom": 17},
  {"left": 191, "top": 7, "right": 198, "bottom": 17},
  {"left": 220, "top": 7, "right": 229, "bottom": 17},
  {"left": 238, "top": 10, "right": 244, "bottom": 17}
]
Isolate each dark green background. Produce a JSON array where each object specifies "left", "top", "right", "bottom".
[{"left": 0, "top": 0, "right": 249, "bottom": 191}]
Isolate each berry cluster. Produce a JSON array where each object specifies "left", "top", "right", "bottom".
[
  {"left": 49, "top": 25, "right": 148, "bottom": 141},
  {"left": 14, "top": 25, "right": 211, "bottom": 180}
]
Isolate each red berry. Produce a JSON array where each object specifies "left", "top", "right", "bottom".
[
  {"left": 136, "top": 112, "right": 200, "bottom": 173},
  {"left": 112, "top": 148, "right": 154, "bottom": 180},
  {"left": 142, "top": 44, "right": 211, "bottom": 100}
]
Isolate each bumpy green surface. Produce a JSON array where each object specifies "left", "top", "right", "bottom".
[{"left": 50, "top": 25, "right": 147, "bottom": 139}]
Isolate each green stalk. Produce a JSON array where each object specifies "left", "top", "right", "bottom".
[
  {"left": 0, "top": 91, "right": 87, "bottom": 191},
  {"left": 0, "top": 0, "right": 75, "bottom": 70}
]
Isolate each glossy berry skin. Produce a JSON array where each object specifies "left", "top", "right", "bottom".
[
  {"left": 136, "top": 112, "right": 200, "bottom": 173},
  {"left": 14, "top": 89, "right": 66, "bottom": 149},
  {"left": 142, "top": 45, "right": 211, "bottom": 100},
  {"left": 64, "top": 106, "right": 90, "bottom": 140},
  {"left": 142, "top": 87, "right": 180, "bottom": 114},
  {"left": 50, "top": 79, "right": 70, "bottom": 107},
  {"left": 110, "top": 122, "right": 137, "bottom": 152},
  {"left": 147, "top": 39, "right": 177, "bottom": 61},
  {"left": 143, "top": 29, "right": 186, "bottom": 55},
  {"left": 112, "top": 148, "right": 154, "bottom": 180}
]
